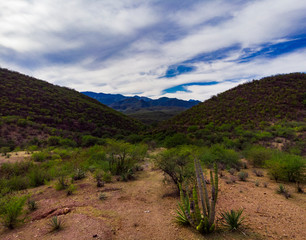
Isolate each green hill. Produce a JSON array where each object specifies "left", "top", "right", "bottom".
[
  {"left": 165, "top": 73, "right": 306, "bottom": 130},
  {"left": 0, "top": 68, "right": 143, "bottom": 148},
  {"left": 155, "top": 73, "right": 306, "bottom": 154}
]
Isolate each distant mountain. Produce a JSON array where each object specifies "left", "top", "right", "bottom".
[
  {"left": 162, "top": 73, "right": 306, "bottom": 131},
  {"left": 82, "top": 91, "right": 200, "bottom": 124},
  {"left": 0, "top": 68, "right": 143, "bottom": 147}
]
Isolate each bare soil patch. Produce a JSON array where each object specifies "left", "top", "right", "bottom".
[
  {"left": 0, "top": 160, "right": 305, "bottom": 240},
  {"left": 0, "top": 151, "right": 32, "bottom": 165}
]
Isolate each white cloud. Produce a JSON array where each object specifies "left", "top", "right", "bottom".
[{"left": 0, "top": 0, "right": 305, "bottom": 101}]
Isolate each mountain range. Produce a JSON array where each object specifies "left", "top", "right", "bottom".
[{"left": 81, "top": 92, "right": 200, "bottom": 124}]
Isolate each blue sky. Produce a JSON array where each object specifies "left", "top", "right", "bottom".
[{"left": 0, "top": 0, "right": 306, "bottom": 101}]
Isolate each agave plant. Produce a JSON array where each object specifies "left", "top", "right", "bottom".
[
  {"left": 48, "top": 216, "right": 64, "bottom": 232},
  {"left": 176, "top": 159, "right": 218, "bottom": 234},
  {"left": 220, "top": 209, "right": 245, "bottom": 231}
]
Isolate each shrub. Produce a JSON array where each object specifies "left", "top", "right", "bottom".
[
  {"left": 48, "top": 216, "right": 64, "bottom": 232},
  {"left": 0, "top": 161, "right": 33, "bottom": 178},
  {"left": 253, "top": 169, "right": 264, "bottom": 177},
  {"left": 99, "top": 192, "right": 107, "bottom": 201},
  {"left": 81, "top": 135, "right": 105, "bottom": 147},
  {"left": 228, "top": 168, "right": 236, "bottom": 175},
  {"left": 164, "top": 133, "right": 189, "bottom": 148},
  {"left": 266, "top": 152, "right": 305, "bottom": 183},
  {"left": 0, "top": 147, "right": 11, "bottom": 156},
  {"left": 277, "top": 184, "right": 291, "bottom": 199},
  {"left": 59, "top": 138, "right": 77, "bottom": 148},
  {"left": 277, "top": 184, "right": 286, "bottom": 194},
  {"left": 31, "top": 151, "right": 50, "bottom": 162},
  {"left": 237, "top": 171, "right": 248, "bottom": 181},
  {"left": 105, "top": 140, "right": 139, "bottom": 176},
  {"left": 0, "top": 195, "right": 28, "bottom": 229},
  {"left": 55, "top": 176, "right": 69, "bottom": 191},
  {"left": 156, "top": 146, "right": 194, "bottom": 190},
  {"left": 200, "top": 145, "right": 241, "bottom": 169},
  {"left": 66, "top": 184, "right": 77, "bottom": 196},
  {"left": 95, "top": 172, "right": 105, "bottom": 188},
  {"left": 72, "top": 168, "right": 86, "bottom": 181},
  {"left": 255, "top": 180, "right": 260, "bottom": 187},
  {"left": 27, "top": 199, "right": 37, "bottom": 211},
  {"left": 102, "top": 171, "right": 112, "bottom": 183},
  {"left": 220, "top": 209, "right": 245, "bottom": 231},
  {"left": 244, "top": 146, "right": 272, "bottom": 167},
  {"left": 6, "top": 176, "right": 29, "bottom": 191},
  {"left": 28, "top": 167, "right": 48, "bottom": 187}
]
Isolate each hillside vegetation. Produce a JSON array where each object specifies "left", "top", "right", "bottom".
[
  {"left": 168, "top": 73, "right": 306, "bottom": 128},
  {"left": 0, "top": 68, "right": 143, "bottom": 148},
  {"left": 154, "top": 73, "right": 306, "bottom": 154}
]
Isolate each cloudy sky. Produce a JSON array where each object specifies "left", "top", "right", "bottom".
[{"left": 1, "top": 0, "right": 306, "bottom": 101}]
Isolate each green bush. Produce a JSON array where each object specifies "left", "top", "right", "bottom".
[
  {"left": 0, "top": 161, "right": 33, "bottom": 178},
  {"left": 156, "top": 146, "right": 194, "bottom": 189},
  {"left": 66, "top": 184, "right": 77, "bottom": 196},
  {"left": 47, "top": 136, "right": 61, "bottom": 146},
  {"left": 237, "top": 171, "right": 249, "bottom": 181},
  {"left": 244, "top": 146, "right": 272, "bottom": 167},
  {"left": 200, "top": 144, "right": 241, "bottom": 169},
  {"left": 59, "top": 138, "right": 77, "bottom": 148},
  {"left": 0, "top": 195, "right": 28, "bottom": 229},
  {"left": 27, "top": 167, "right": 48, "bottom": 187},
  {"left": 81, "top": 135, "right": 105, "bottom": 147},
  {"left": 31, "top": 151, "right": 50, "bottom": 162},
  {"left": 0, "top": 147, "right": 11, "bottom": 156},
  {"left": 105, "top": 139, "right": 139, "bottom": 176},
  {"left": 27, "top": 199, "right": 37, "bottom": 211},
  {"left": 266, "top": 152, "right": 305, "bottom": 183},
  {"left": 55, "top": 176, "right": 69, "bottom": 191},
  {"left": 72, "top": 168, "right": 86, "bottom": 180},
  {"left": 6, "top": 176, "right": 29, "bottom": 191},
  {"left": 164, "top": 133, "right": 190, "bottom": 148}
]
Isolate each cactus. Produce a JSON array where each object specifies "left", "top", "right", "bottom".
[{"left": 176, "top": 158, "right": 218, "bottom": 234}]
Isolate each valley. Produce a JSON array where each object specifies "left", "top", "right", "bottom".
[{"left": 0, "top": 69, "right": 305, "bottom": 240}]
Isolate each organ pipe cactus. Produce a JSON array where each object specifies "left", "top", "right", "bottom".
[{"left": 176, "top": 159, "right": 218, "bottom": 234}]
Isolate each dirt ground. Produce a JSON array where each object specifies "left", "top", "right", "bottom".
[
  {"left": 0, "top": 158, "right": 305, "bottom": 240},
  {"left": 0, "top": 151, "right": 32, "bottom": 165}
]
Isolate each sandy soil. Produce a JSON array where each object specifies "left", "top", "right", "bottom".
[
  {"left": 0, "top": 151, "right": 32, "bottom": 165},
  {"left": 0, "top": 159, "right": 305, "bottom": 240}
]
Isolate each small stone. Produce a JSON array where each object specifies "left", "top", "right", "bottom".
[{"left": 93, "top": 234, "right": 98, "bottom": 238}]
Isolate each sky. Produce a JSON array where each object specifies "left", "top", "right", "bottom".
[{"left": 0, "top": 0, "right": 306, "bottom": 101}]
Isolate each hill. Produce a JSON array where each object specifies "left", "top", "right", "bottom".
[
  {"left": 82, "top": 92, "right": 200, "bottom": 124},
  {"left": 0, "top": 68, "right": 143, "bottom": 148},
  {"left": 155, "top": 73, "right": 306, "bottom": 154},
  {"left": 165, "top": 73, "right": 306, "bottom": 130}
]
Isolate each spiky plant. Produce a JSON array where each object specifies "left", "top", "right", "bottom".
[
  {"left": 72, "top": 168, "right": 86, "bottom": 181},
  {"left": 176, "top": 159, "right": 218, "bottom": 234},
  {"left": 277, "top": 184, "right": 285, "bottom": 194},
  {"left": 175, "top": 185, "right": 190, "bottom": 225},
  {"left": 99, "top": 192, "right": 107, "bottom": 201},
  {"left": 27, "top": 199, "right": 37, "bottom": 211},
  {"left": 220, "top": 209, "right": 245, "bottom": 231},
  {"left": 48, "top": 216, "right": 63, "bottom": 232}
]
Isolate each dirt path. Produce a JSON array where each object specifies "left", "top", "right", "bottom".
[
  {"left": 0, "top": 161, "right": 305, "bottom": 240},
  {"left": 109, "top": 166, "right": 200, "bottom": 240}
]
